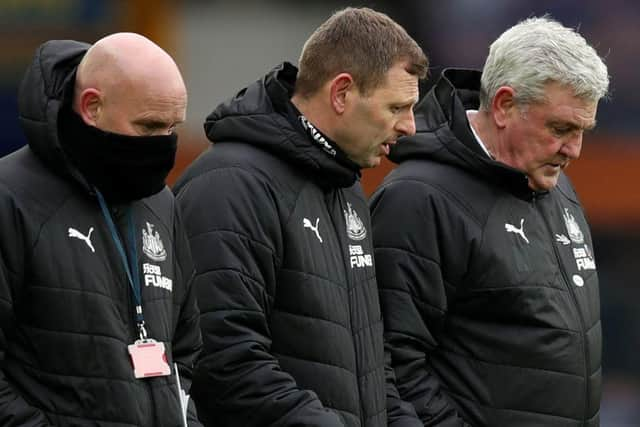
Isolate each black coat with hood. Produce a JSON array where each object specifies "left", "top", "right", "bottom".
[
  {"left": 0, "top": 40, "right": 202, "bottom": 426},
  {"left": 174, "top": 62, "right": 420, "bottom": 427},
  {"left": 370, "top": 69, "right": 601, "bottom": 427}
]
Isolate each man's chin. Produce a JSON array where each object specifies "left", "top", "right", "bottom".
[
  {"left": 364, "top": 157, "right": 382, "bottom": 169},
  {"left": 528, "top": 175, "right": 560, "bottom": 192}
]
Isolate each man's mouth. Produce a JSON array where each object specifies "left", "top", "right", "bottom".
[
  {"left": 548, "top": 160, "right": 568, "bottom": 170},
  {"left": 381, "top": 140, "right": 397, "bottom": 155}
]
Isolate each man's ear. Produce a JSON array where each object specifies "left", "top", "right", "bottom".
[
  {"left": 76, "top": 88, "right": 102, "bottom": 126},
  {"left": 329, "top": 73, "right": 355, "bottom": 115},
  {"left": 492, "top": 86, "right": 517, "bottom": 129}
]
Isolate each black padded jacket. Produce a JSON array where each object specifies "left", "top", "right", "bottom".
[
  {"left": 174, "top": 63, "right": 420, "bottom": 427},
  {"left": 0, "top": 40, "right": 202, "bottom": 427},
  {"left": 371, "top": 69, "right": 601, "bottom": 427}
]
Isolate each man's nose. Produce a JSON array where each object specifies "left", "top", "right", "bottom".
[
  {"left": 561, "top": 132, "right": 583, "bottom": 159},
  {"left": 395, "top": 109, "right": 416, "bottom": 137}
]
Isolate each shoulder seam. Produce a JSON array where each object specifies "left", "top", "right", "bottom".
[{"left": 379, "top": 177, "right": 484, "bottom": 228}]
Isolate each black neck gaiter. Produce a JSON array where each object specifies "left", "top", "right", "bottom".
[{"left": 58, "top": 107, "right": 178, "bottom": 203}]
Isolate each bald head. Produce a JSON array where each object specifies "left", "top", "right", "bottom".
[{"left": 73, "top": 32, "right": 187, "bottom": 136}]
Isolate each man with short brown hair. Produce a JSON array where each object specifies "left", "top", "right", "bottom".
[
  {"left": 295, "top": 7, "right": 427, "bottom": 98},
  {"left": 175, "top": 7, "right": 427, "bottom": 427}
]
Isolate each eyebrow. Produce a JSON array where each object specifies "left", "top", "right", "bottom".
[
  {"left": 395, "top": 96, "right": 419, "bottom": 109},
  {"left": 133, "top": 118, "right": 181, "bottom": 129},
  {"left": 548, "top": 119, "right": 597, "bottom": 131}
]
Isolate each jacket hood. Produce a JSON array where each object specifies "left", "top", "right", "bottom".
[
  {"left": 18, "top": 39, "right": 90, "bottom": 185},
  {"left": 389, "top": 68, "right": 532, "bottom": 197},
  {"left": 204, "top": 62, "right": 360, "bottom": 188}
]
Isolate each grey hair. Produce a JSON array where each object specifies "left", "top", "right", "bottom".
[{"left": 479, "top": 16, "right": 609, "bottom": 110}]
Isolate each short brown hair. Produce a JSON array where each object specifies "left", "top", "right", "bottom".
[{"left": 295, "top": 7, "right": 428, "bottom": 97}]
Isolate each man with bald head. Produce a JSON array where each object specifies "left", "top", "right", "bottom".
[{"left": 0, "top": 34, "right": 202, "bottom": 426}]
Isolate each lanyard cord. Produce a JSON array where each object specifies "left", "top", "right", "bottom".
[{"left": 95, "top": 189, "right": 148, "bottom": 341}]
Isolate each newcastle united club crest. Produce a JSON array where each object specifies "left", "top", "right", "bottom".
[
  {"left": 142, "top": 222, "right": 167, "bottom": 262},
  {"left": 563, "top": 208, "right": 584, "bottom": 244},
  {"left": 344, "top": 203, "right": 367, "bottom": 241},
  {"left": 560, "top": 208, "right": 595, "bottom": 274}
]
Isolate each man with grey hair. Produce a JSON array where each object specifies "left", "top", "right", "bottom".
[{"left": 370, "top": 16, "right": 608, "bottom": 426}]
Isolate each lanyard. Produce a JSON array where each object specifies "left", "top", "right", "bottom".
[{"left": 96, "top": 189, "right": 148, "bottom": 341}]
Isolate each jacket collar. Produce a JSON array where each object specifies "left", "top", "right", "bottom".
[
  {"left": 205, "top": 62, "right": 361, "bottom": 189},
  {"left": 392, "top": 68, "right": 537, "bottom": 199}
]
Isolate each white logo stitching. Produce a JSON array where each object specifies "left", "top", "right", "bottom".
[
  {"left": 563, "top": 208, "right": 584, "bottom": 244},
  {"left": 344, "top": 203, "right": 367, "bottom": 241},
  {"left": 143, "top": 263, "right": 173, "bottom": 292},
  {"left": 299, "top": 116, "right": 337, "bottom": 157},
  {"left": 505, "top": 218, "right": 529, "bottom": 244},
  {"left": 68, "top": 227, "right": 95, "bottom": 253},
  {"left": 555, "top": 234, "right": 571, "bottom": 245},
  {"left": 142, "top": 222, "right": 167, "bottom": 262},
  {"left": 572, "top": 274, "right": 585, "bottom": 287},
  {"left": 303, "top": 217, "right": 323, "bottom": 243},
  {"left": 349, "top": 244, "right": 372, "bottom": 268}
]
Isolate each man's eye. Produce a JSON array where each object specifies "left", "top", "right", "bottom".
[{"left": 139, "top": 122, "right": 172, "bottom": 135}]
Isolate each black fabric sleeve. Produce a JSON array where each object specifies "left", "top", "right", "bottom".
[
  {"left": 371, "top": 180, "right": 472, "bottom": 427},
  {"left": 0, "top": 187, "right": 54, "bottom": 426},
  {"left": 385, "top": 346, "right": 423, "bottom": 427},
  {"left": 176, "top": 167, "right": 344, "bottom": 427}
]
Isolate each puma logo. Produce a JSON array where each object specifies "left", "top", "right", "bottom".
[
  {"left": 303, "top": 217, "right": 323, "bottom": 243},
  {"left": 505, "top": 218, "right": 529, "bottom": 244},
  {"left": 68, "top": 227, "right": 95, "bottom": 253}
]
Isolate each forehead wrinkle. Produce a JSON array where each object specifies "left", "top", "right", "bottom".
[
  {"left": 568, "top": 107, "right": 597, "bottom": 130},
  {"left": 133, "top": 94, "right": 187, "bottom": 122},
  {"left": 538, "top": 97, "right": 597, "bottom": 130},
  {"left": 380, "top": 74, "right": 419, "bottom": 103}
]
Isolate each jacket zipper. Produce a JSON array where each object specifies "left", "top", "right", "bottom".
[
  {"left": 333, "top": 192, "right": 365, "bottom": 423},
  {"left": 534, "top": 196, "right": 590, "bottom": 425}
]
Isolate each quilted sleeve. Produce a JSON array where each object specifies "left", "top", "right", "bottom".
[
  {"left": 0, "top": 185, "right": 54, "bottom": 426},
  {"left": 371, "top": 180, "right": 472, "bottom": 427}
]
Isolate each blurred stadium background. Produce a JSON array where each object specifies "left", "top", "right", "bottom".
[{"left": 1, "top": 1, "right": 638, "bottom": 424}]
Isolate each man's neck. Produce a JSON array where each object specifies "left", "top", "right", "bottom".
[
  {"left": 290, "top": 92, "right": 360, "bottom": 171},
  {"left": 467, "top": 109, "right": 495, "bottom": 159},
  {"left": 291, "top": 92, "right": 340, "bottom": 145}
]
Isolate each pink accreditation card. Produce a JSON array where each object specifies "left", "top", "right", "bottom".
[{"left": 128, "top": 339, "right": 171, "bottom": 378}]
